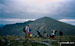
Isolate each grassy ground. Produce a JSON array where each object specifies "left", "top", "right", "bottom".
[{"left": 0, "top": 35, "right": 75, "bottom": 46}]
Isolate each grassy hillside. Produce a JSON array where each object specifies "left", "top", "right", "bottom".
[
  {"left": 0, "top": 17, "right": 75, "bottom": 36},
  {"left": 0, "top": 21, "right": 33, "bottom": 36},
  {"left": 30, "top": 17, "right": 75, "bottom": 36}
]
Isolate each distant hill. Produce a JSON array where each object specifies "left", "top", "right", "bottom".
[
  {"left": 0, "top": 21, "right": 33, "bottom": 36},
  {"left": 0, "top": 24, "right": 5, "bottom": 28},
  {"left": 0, "top": 17, "right": 75, "bottom": 36}
]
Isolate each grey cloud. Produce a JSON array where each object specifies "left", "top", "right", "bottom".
[{"left": 0, "top": 0, "right": 75, "bottom": 25}]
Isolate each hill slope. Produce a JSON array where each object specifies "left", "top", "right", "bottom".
[
  {"left": 0, "top": 17, "right": 75, "bottom": 36},
  {"left": 0, "top": 24, "right": 5, "bottom": 28},
  {"left": 0, "top": 21, "right": 33, "bottom": 36},
  {"left": 30, "top": 17, "right": 75, "bottom": 36}
]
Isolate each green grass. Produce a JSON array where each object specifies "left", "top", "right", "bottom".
[
  {"left": 0, "top": 40, "right": 48, "bottom": 46},
  {"left": 0, "top": 36, "right": 48, "bottom": 46},
  {"left": 0, "top": 35, "right": 75, "bottom": 46},
  {"left": 55, "top": 35, "right": 75, "bottom": 41},
  {"left": 51, "top": 41, "right": 59, "bottom": 46}
]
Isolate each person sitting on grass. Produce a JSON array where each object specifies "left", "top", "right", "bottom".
[
  {"left": 43, "top": 31, "right": 48, "bottom": 39},
  {"left": 50, "top": 30, "right": 57, "bottom": 39}
]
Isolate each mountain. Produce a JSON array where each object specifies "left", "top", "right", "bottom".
[
  {"left": 0, "top": 21, "right": 33, "bottom": 36},
  {"left": 0, "top": 17, "right": 75, "bottom": 36},
  {"left": 30, "top": 17, "right": 75, "bottom": 36},
  {"left": 0, "top": 24, "right": 5, "bottom": 28}
]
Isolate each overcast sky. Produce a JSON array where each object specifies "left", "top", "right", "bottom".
[{"left": 0, "top": 0, "right": 75, "bottom": 25}]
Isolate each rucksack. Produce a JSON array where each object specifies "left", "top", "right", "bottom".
[
  {"left": 29, "top": 28, "right": 31, "bottom": 32},
  {"left": 23, "top": 27, "right": 26, "bottom": 32}
]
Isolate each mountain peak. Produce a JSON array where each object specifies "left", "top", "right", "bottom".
[
  {"left": 42, "top": 17, "right": 50, "bottom": 18},
  {"left": 36, "top": 17, "right": 56, "bottom": 22},
  {"left": 40, "top": 17, "right": 51, "bottom": 19}
]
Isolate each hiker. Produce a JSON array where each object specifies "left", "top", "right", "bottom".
[
  {"left": 54, "top": 30, "right": 57, "bottom": 35},
  {"left": 59, "top": 31, "right": 63, "bottom": 41},
  {"left": 36, "top": 27, "right": 42, "bottom": 38},
  {"left": 43, "top": 31, "right": 48, "bottom": 38},
  {"left": 53, "top": 30, "right": 57, "bottom": 38},
  {"left": 59, "top": 31, "right": 63, "bottom": 36},
  {"left": 50, "top": 30, "right": 56, "bottom": 39},
  {"left": 51, "top": 30, "right": 55, "bottom": 39},
  {"left": 24, "top": 24, "right": 32, "bottom": 38}
]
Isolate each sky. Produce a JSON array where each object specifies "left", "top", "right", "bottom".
[{"left": 0, "top": 0, "right": 75, "bottom": 25}]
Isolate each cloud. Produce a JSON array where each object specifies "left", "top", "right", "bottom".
[
  {"left": 0, "top": 0, "right": 74, "bottom": 19},
  {"left": 0, "top": 0, "right": 75, "bottom": 25},
  {"left": 0, "top": 0, "right": 73, "bottom": 14},
  {"left": 59, "top": 19, "right": 75, "bottom": 25},
  {"left": 59, "top": 19, "right": 75, "bottom": 22},
  {"left": 0, "top": 18, "right": 35, "bottom": 24}
]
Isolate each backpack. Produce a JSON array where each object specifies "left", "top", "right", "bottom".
[
  {"left": 29, "top": 28, "right": 31, "bottom": 32},
  {"left": 23, "top": 27, "right": 26, "bottom": 32}
]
